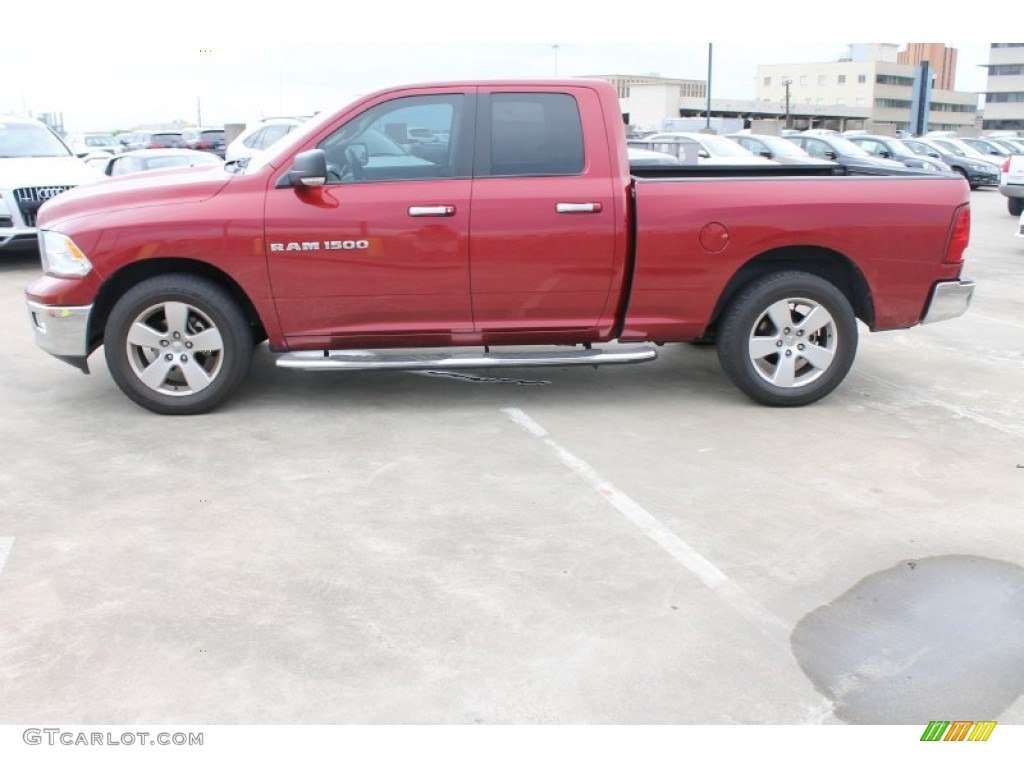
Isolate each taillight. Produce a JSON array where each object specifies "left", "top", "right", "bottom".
[
  {"left": 1003, "top": 157, "right": 1011, "bottom": 173},
  {"left": 196, "top": 141, "right": 212, "bottom": 149},
  {"left": 944, "top": 204, "right": 970, "bottom": 264},
  {"left": 148, "top": 143, "right": 164, "bottom": 149}
]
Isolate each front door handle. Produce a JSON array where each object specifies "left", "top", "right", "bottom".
[
  {"left": 556, "top": 202, "right": 603, "bottom": 214},
  {"left": 409, "top": 205, "right": 456, "bottom": 217}
]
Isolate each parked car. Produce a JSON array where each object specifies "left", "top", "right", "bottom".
[
  {"left": 902, "top": 137, "right": 1000, "bottom": 189},
  {"left": 86, "top": 149, "right": 222, "bottom": 177},
  {"left": 784, "top": 134, "right": 930, "bottom": 176},
  {"left": 725, "top": 133, "right": 838, "bottom": 166},
  {"left": 225, "top": 117, "right": 308, "bottom": 162},
  {"left": 999, "top": 153, "right": 1024, "bottom": 214},
  {"left": 959, "top": 137, "right": 1012, "bottom": 162},
  {"left": 986, "top": 136, "right": 1024, "bottom": 155},
  {"left": 0, "top": 114, "right": 102, "bottom": 251},
  {"left": 65, "top": 133, "right": 122, "bottom": 157},
  {"left": 123, "top": 130, "right": 186, "bottom": 152},
  {"left": 844, "top": 134, "right": 954, "bottom": 174},
  {"left": 25, "top": 79, "right": 973, "bottom": 415},
  {"left": 630, "top": 132, "right": 777, "bottom": 165},
  {"left": 627, "top": 147, "right": 681, "bottom": 166},
  {"left": 182, "top": 127, "right": 227, "bottom": 158}
]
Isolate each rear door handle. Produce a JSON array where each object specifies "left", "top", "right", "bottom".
[
  {"left": 556, "top": 202, "right": 603, "bottom": 214},
  {"left": 409, "top": 205, "right": 456, "bottom": 217}
]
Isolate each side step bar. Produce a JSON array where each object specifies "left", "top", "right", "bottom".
[{"left": 276, "top": 346, "right": 658, "bottom": 371}]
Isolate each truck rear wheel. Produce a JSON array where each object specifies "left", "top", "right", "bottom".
[
  {"left": 716, "top": 271, "right": 857, "bottom": 407},
  {"left": 104, "top": 275, "right": 253, "bottom": 415}
]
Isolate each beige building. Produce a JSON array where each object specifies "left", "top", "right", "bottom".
[
  {"left": 756, "top": 50, "right": 978, "bottom": 133},
  {"left": 586, "top": 75, "right": 706, "bottom": 130},
  {"left": 982, "top": 44, "right": 1024, "bottom": 131}
]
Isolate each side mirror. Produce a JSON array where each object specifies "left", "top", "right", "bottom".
[
  {"left": 929, "top": 151, "right": 941, "bottom": 159},
  {"left": 880, "top": 150, "right": 891, "bottom": 158},
  {"left": 759, "top": 150, "right": 773, "bottom": 158},
  {"left": 825, "top": 151, "right": 838, "bottom": 160},
  {"left": 286, "top": 149, "right": 328, "bottom": 187},
  {"left": 698, "top": 149, "right": 710, "bottom": 159}
]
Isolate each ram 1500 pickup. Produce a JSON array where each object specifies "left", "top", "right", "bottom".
[{"left": 25, "top": 79, "right": 975, "bottom": 415}]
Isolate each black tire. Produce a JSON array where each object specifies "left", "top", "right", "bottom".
[
  {"left": 954, "top": 167, "right": 979, "bottom": 190},
  {"left": 716, "top": 271, "right": 858, "bottom": 407},
  {"left": 104, "top": 275, "right": 254, "bottom": 415},
  {"left": 1008, "top": 197, "right": 1023, "bottom": 216}
]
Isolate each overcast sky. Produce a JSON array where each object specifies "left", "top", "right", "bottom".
[{"left": 1, "top": 6, "right": 997, "bottom": 132}]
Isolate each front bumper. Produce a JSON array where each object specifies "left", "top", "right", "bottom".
[
  {"left": 968, "top": 170, "right": 1000, "bottom": 187},
  {"left": 921, "top": 279, "right": 974, "bottom": 324},
  {"left": 26, "top": 299, "right": 93, "bottom": 371}
]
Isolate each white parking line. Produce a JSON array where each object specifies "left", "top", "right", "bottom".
[
  {"left": 855, "top": 371, "right": 1024, "bottom": 440},
  {"left": 502, "top": 407, "right": 788, "bottom": 631},
  {"left": 503, "top": 407, "right": 729, "bottom": 587},
  {"left": 0, "top": 538, "right": 13, "bottom": 578}
]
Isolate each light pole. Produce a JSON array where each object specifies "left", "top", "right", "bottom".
[
  {"left": 705, "top": 43, "right": 713, "bottom": 130},
  {"left": 783, "top": 78, "right": 792, "bottom": 129},
  {"left": 552, "top": 44, "right": 560, "bottom": 77}
]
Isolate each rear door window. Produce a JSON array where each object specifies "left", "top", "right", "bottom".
[{"left": 482, "top": 93, "right": 584, "bottom": 177}]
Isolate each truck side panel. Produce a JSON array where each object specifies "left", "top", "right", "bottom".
[{"left": 621, "top": 175, "right": 970, "bottom": 341}]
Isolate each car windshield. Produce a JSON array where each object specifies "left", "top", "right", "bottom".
[
  {"left": 884, "top": 139, "right": 917, "bottom": 159},
  {"left": 825, "top": 136, "right": 871, "bottom": 157},
  {"left": 153, "top": 133, "right": 182, "bottom": 144},
  {"left": 696, "top": 134, "right": 755, "bottom": 157},
  {"left": 201, "top": 130, "right": 225, "bottom": 141},
  {"left": 756, "top": 136, "right": 809, "bottom": 157},
  {"left": 932, "top": 139, "right": 966, "bottom": 157},
  {"left": 0, "top": 122, "right": 72, "bottom": 158},
  {"left": 85, "top": 135, "right": 118, "bottom": 147}
]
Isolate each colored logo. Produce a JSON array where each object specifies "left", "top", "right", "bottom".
[{"left": 920, "top": 721, "right": 996, "bottom": 742}]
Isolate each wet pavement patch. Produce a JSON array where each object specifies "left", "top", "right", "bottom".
[{"left": 791, "top": 555, "right": 1024, "bottom": 724}]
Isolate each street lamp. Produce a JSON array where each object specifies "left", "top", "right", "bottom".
[
  {"left": 783, "top": 78, "right": 792, "bottom": 129},
  {"left": 552, "top": 44, "right": 560, "bottom": 77}
]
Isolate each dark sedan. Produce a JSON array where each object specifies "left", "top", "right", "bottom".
[
  {"left": 845, "top": 135, "right": 955, "bottom": 175},
  {"left": 784, "top": 134, "right": 932, "bottom": 176},
  {"left": 900, "top": 138, "right": 1001, "bottom": 189}
]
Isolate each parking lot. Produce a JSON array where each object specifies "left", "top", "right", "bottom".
[{"left": 0, "top": 186, "right": 1021, "bottom": 726}]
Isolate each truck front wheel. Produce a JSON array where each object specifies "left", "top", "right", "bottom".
[
  {"left": 716, "top": 271, "right": 857, "bottom": 407},
  {"left": 104, "top": 275, "right": 254, "bottom": 415}
]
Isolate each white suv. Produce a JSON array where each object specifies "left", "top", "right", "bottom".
[
  {"left": 224, "top": 117, "right": 309, "bottom": 163},
  {"left": 0, "top": 115, "right": 103, "bottom": 251}
]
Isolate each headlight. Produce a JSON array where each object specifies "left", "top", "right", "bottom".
[
  {"left": 969, "top": 164, "right": 992, "bottom": 172},
  {"left": 40, "top": 230, "right": 93, "bottom": 277},
  {"left": 921, "top": 162, "right": 940, "bottom": 172}
]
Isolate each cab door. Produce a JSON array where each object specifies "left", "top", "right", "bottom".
[
  {"left": 467, "top": 86, "right": 624, "bottom": 343},
  {"left": 265, "top": 90, "right": 476, "bottom": 348}
]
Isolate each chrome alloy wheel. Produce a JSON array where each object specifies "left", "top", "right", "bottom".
[
  {"left": 746, "top": 297, "right": 837, "bottom": 388},
  {"left": 125, "top": 301, "right": 225, "bottom": 396}
]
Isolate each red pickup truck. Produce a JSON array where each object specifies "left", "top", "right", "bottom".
[{"left": 25, "top": 79, "right": 974, "bottom": 415}]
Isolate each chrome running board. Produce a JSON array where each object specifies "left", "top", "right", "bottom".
[{"left": 276, "top": 346, "right": 658, "bottom": 371}]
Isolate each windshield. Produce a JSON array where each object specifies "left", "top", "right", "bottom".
[
  {"left": 884, "top": 139, "right": 917, "bottom": 159},
  {"left": 0, "top": 122, "right": 73, "bottom": 158},
  {"left": 932, "top": 139, "right": 966, "bottom": 157},
  {"left": 85, "top": 135, "right": 118, "bottom": 147},
  {"left": 757, "top": 136, "right": 809, "bottom": 157},
  {"left": 825, "top": 136, "right": 871, "bottom": 157},
  {"left": 696, "top": 134, "right": 755, "bottom": 157}
]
